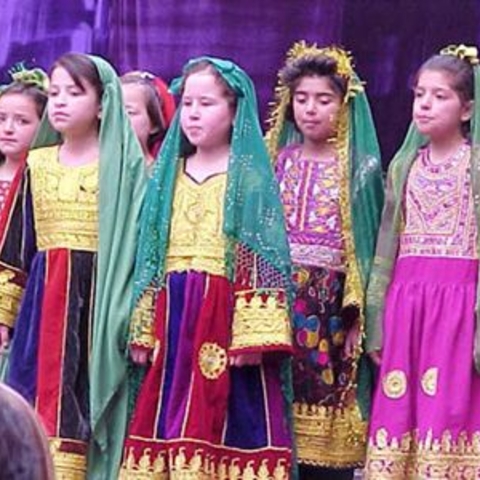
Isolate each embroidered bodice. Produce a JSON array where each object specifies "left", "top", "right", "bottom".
[
  {"left": 276, "top": 144, "right": 344, "bottom": 270},
  {"left": 28, "top": 146, "right": 99, "bottom": 252},
  {"left": 166, "top": 168, "right": 227, "bottom": 276},
  {"left": 399, "top": 143, "right": 478, "bottom": 259}
]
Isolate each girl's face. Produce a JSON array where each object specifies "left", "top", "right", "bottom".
[
  {"left": 292, "top": 75, "right": 343, "bottom": 145},
  {"left": 180, "top": 71, "right": 235, "bottom": 151},
  {"left": 413, "top": 69, "right": 473, "bottom": 140},
  {"left": 122, "top": 83, "right": 155, "bottom": 154},
  {"left": 0, "top": 93, "right": 41, "bottom": 162},
  {"left": 47, "top": 66, "right": 101, "bottom": 137}
]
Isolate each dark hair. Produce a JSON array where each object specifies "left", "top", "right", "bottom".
[
  {"left": 121, "top": 72, "right": 166, "bottom": 150},
  {"left": 0, "top": 384, "right": 54, "bottom": 479},
  {"left": 279, "top": 54, "right": 348, "bottom": 123},
  {"left": 415, "top": 54, "right": 474, "bottom": 136},
  {"left": 180, "top": 61, "right": 237, "bottom": 155},
  {"left": 415, "top": 54, "right": 474, "bottom": 103},
  {"left": 182, "top": 60, "right": 237, "bottom": 109},
  {"left": 51, "top": 53, "right": 103, "bottom": 102},
  {"left": 0, "top": 82, "right": 47, "bottom": 118}
]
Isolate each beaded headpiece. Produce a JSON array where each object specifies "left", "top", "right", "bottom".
[
  {"left": 440, "top": 44, "right": 479, "bottom": 65},
  {"left": 8, "top": 63, "right": 49, "bottom": 91}
]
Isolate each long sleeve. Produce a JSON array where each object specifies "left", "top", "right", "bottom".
[
  {"left": 230, "top": 243, "right": 292, "bottom": 355},
  {"left": 129, "top": 286, "right": 157, "bottom": 351},
  {"left": 0, "top": 166, "right": 37, "bottom": 328}
]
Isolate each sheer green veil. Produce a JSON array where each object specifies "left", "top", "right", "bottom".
[
  {"left": 33, "top": 54, "right": 147, "bottom": 479},
  {"left": 266, "top": 42, "right": 384, "bottom": 417},
  {"left": 365, "top": 45, "right": 480, "bottom": 370},
  {"left": 134, "top": 57, "right": 292, "bottom": 301}
]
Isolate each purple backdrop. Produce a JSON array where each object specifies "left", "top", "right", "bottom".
[{"left": 2, "top": 0, "right": 480, "bottom": 162}]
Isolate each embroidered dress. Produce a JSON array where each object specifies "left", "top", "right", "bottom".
[
  {"left": 266, "top": 43, "right": 384, "bottom": 471},
  {"left": 366, "top": 143, "right": 480, "bottom": 478},
  {"left": 0, "top": 146, "right": 97, "bottom": 476},
  {"left": 120, "top": 167, "right": 292, "bottom": 479},
  {"left": 276, "top": 144, "right": 365, "bottom": 467}
]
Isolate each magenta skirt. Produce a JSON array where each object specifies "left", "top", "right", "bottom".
[{"left": 366, "top": 256, "right": 480, "bottom": 479}]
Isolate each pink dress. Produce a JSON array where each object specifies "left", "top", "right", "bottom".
[{"left": 366, "top": 143, "right": 480, "bottom": 478}]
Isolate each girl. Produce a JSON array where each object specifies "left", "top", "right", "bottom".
[
  {"left": 121, "top": 71, "right": 175, "bottom": 168},
  {"left": 365, "top": 45, "right": 480, "bottom": 478},
  {"left": 0, "top": 53, "right": 146, "bottom": 479},
  {"left": 266, "top": 42, "right": 384, "bottom": 479},
  {"left": 120, "top": 57, "right": 293, "bottom": 479},
  {"left": 0, "top": 67, "right": 47, "bottom": 212}
]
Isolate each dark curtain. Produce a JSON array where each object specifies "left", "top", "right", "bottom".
[{"left": 1, "top": 0, "right": 479, "bottom": 163}]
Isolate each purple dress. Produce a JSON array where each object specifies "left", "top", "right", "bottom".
[{"left": 366, "top": 143, "right": 480, "bottom": 478}]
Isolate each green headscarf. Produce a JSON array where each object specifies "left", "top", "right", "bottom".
[
  {"left": 134, "top": 56, "right": 292, "bottom": 301},
  {"left": 33, "top": 54, "right": 147, "bottom": 479},
  {"left": 266, "top": 42, "right": 384, "bottom": 417},
  {"left": 365, "top": 45, "right": 480, "bottom": 372}
]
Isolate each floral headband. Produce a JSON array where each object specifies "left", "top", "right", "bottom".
[
  {"left": 440, "top": 44, "right": 479, "bottom": 66},
  {"left": 283, "top": 41, "right": 364, "bottom": 102},
  {"left": 8, "top": 63, "right": 49, "bottom": 91}
]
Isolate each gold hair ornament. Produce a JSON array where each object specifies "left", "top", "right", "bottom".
[
  {"left": 8, "top": 63, "right": 49, "bottom": 91},
  {"left": 440, "top": 44, "right": 479, "bottom": 66}
]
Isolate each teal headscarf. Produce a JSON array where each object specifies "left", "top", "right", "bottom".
[
  {"left": 266, "top": 43, "right": 384, "bottom": 418},
  {"left": 365, "top": 45, "right": 480, "bottom": 372},
  {"left": 34, "top": 54, "right": 147, "bottom": 479},
  {"left": 134, "top": 56, "right": 292, "bottom": 300}
]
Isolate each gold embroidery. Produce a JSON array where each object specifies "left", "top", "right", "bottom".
[
  {"left": 49, "top": 438, "right": 87, "bottom": 479},
  {"left": 382, "top": 370, "right": 407, "bottom": 399},
  {"left": 231, "top": 292, "right": 291, "bottom": 351},
  {"left": 28, "top": 146, "right": 98, "bottom": 252},
  {"left": 366, "top": 428, "right": 480, "bottom": 479},
  {"left": 198, "top": 342, "right": 227, "bottom": 380},
  {"left": 121, "top": 447, "right": 167, "bottom": 479},
  {"left": 293, "top": 402, "right": 367, "bottom": 467},
  {"left": 120, "top": 445, "right": 289, "bottom": 479},
  {"left": 265, "top": 43, "right": 366, "bottom": 410},
  {"left": 166, "top": 171, "right": 227, "bottom": 276},
  {"left": 0, "top": 267, "right": 24, "bottom": 328},
  {"left": 130, "top": 288, "right": 157, "bottom": 349},
  {"left": 421, "top": 367, "right": 438, "bottom": 397}
]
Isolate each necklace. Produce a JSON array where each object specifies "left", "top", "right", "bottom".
[{"left": 422, "top": 142, "right": 469, "bottom": 174}]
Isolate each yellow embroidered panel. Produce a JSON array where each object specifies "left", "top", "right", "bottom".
[
  {"left": 165, "top": 171, "right": 227, "bottom": 276},
  {"left": 130, "top": 287, "right": 157, "bottom": 349},
  {"left": 230, "top": 292, "right": 291, "bottom": 351},
  {"left": 49, "top": 438, "right": 87, "bottom": 480},
  {"left": 28, "top": 146, "right": 98, "bottom": 252},
  {"left": 366, "top": 428, "right": 480, "bottom": 479},
  {"left": 120, "top": 445, "right": 290, "bottom": 480},
  {"left": 293, "top": 402, "right": 367, "bottom": 468},
  {"left": 0, "top": 264, "right": 25, "bottom": 328}
]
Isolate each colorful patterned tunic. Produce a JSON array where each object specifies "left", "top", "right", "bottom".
[{"left": 276, "top": 143, "right": 366, "bottom": 468}]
